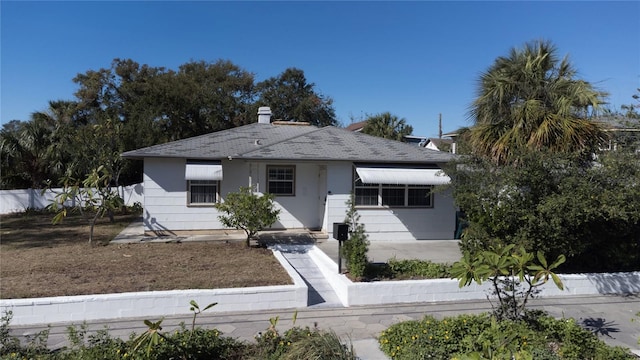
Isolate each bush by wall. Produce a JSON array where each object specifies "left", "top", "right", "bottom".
[{"left": 378, "top": 312, "right": 635, "bottom": 360}]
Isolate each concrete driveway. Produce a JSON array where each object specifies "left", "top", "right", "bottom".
[
  {"left": 316, "top": 239, "right": 462, "bottom": 265},
  {"left": 113, "top": 218, "right": 463, "bottom": 265}
]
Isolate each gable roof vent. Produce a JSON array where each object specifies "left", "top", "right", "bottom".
[{"left": 258, "top": 107, "right": 272, "bottom": 124}]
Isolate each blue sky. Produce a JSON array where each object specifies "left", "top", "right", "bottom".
[{"left": 2, "top": 1, "right": 639, "bottom": 137}]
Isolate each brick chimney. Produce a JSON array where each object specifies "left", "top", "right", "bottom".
[{"left": 257, "top": 107, "right": 272, "bottom": 124}]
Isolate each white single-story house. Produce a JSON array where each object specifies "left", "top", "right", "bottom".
[{"left": 121, "top": 107, "right": 457, "bottom": 241}]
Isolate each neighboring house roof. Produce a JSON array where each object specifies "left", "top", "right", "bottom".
[
  {"left": 597, "top": 115, "right": 640, "bottom": 132},
  {"left": 404, "top": 135, "right": 428, "bottom": 145},
  {"left": 345, "top": 120, "right": 367, "bottom": 132},
  {"left": 122, "top": 123, "right": 456, "bottom": 163},
  {"left": 424, "top": 138, "right": 453, "bottom": 150},
  {"left": 345, "top": 120, "right": 429, "bottom": 146}
]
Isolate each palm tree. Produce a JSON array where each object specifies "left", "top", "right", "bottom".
[
  {"left": 361, "top": 112, "right": 413, "bottom": 141},
  {"left": 469, "top": 40, "right": 607, "bottom": 163},
  {"left": 0, "top": 101, "right": 83, "bottom": 189},
  {"left": 32, "top": 101, "right": 82, "bottom": 177},
  {"left": 0, "top": 116, "right": 54, "bottom": 188}
]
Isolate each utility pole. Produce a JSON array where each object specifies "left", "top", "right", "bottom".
[{"left": 438, "top": 113, "right": 442, "bottom": 139}]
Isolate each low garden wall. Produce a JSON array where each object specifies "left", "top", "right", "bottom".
[
  {"left": 307, "top": 246, "right": 640, "bottom": 307},
  {"left": 3, "top": 246, "right": 639, "bottom": 326},
  {"left": 0, "top": 251, "right": 307, "bottom": 326}
]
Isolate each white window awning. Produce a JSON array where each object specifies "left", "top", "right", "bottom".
[
  {"left": 185, "top": 161, "right": 223, "bottom": 181},
  {"left": 355, "top": 166, "right": 450, "bottom": 185}
]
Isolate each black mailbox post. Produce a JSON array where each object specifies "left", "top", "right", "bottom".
[
  {"left": 333, "top": 223, "right": 349, "bottom": 241},
  {"left": 333, "top": 223, "right": 349, "bottom": 273}
]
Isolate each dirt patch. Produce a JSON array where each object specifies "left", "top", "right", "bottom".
[{"left": 0, "top": 212, "right": 291, "bottom": 299}]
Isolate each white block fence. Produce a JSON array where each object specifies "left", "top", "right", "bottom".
[
  {"left": 307, "top": 246, "right": 640, "bottom": 307},
  {"left": 0, "top": 184, "right": 144, "bottom": 215}
]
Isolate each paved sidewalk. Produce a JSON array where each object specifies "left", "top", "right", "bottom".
[{"left": 10, "top": 296, "right": 640, "bottom": 358}]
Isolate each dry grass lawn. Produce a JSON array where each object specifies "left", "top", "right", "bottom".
[{"left": 0, "top": 211, "right": 291, "bottom": 299}]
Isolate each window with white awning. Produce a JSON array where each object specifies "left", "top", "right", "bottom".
[
  {"left": 185, "top": 161, "right": 223, "bottom": 181},
  {"left": 354, "top": 166, "right": 450, "bottom": 185},
  {"left": 185, "top": 161, "right": 222, "bottom": 206},
  {"left": 353, "top": 165, "right": 450, "bottom": 207}
]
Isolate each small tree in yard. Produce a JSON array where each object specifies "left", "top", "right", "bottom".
[
  {"left": 47, "top": 165, "right": 124, "bottom": 245},
  {"left": 341, "top": 194, "right": 369, "bottom": 279},
  {"left": 215, "top": 186, "right": 280, "bottom": 247},
  {"left": 451, "top": 244, "right": 565, "bottom": 321}
]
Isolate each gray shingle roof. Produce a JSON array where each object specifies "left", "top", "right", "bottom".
[{"left": 121, "top": 123, "right": 456, "bottom": 164}]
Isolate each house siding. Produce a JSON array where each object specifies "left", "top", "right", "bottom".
[
  {"left": 250, "top": 162, "right": 323, "bottom": 230},
  {"left": 143, "top": 158, "right": 227, "bottom": 232},
  {"left": 143, "top": 158, "right": 325, "bottom": 232},
  {"left": 143, "top": 158, "right": 455, "bottom": 240},
  {"left": 356, "top": 189, "right": 456, "bottom": 240},
  {"left": 324, "top": 162, "right": 456, "bottom": 240}
]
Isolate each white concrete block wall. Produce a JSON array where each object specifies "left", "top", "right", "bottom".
[
  {"left": 0, "top": 185, "right": 143, "bottom": 215},
  {"left": 3, "top": 245, "right": 638, "bottom": 326},
  {"left": 0, "top": 251, "right": 307, "bottom": 326},
  {"left": 308, "top": 245, "right": 640, "bottom": 307}
]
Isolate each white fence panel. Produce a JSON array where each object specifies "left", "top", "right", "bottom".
[{"left": 0, "top": 183, "right": 143, "bottom": 215}]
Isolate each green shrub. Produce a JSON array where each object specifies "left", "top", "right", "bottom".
[
  {"left": 215, "top": 186, "right": 281, "bottom": 247},
  {"left": 387, "top": 258, "right": 451, "bottom": 279},
  {"left": 379, "top": 313, "right": 636, "bottom": 360},
  {"left": 379, "top": 314, "right": 496, "bottom": 359},
  {"left": 0, "top": 311, "right": 51, "bottom": 359},
  {"left": 282, "top": 330, "right": 356, "bottom": 360},
  {"left": 341, "top": 194, "right": 369, "bottom": 279},
  {"left": 252, "top": 325, "right": 317, "bottom": 360},
  {"left": 451, "top": 245, "right": 565, "bottom": 321},
  {"left": 54, "top": 325, "right": 127, "bottom": 360},
  {"left": 0, "top": 311, "right": 21, "bottom": 355},
  {"left": 143, "top": 326, "right": 245, "bottom": 360},
  {"left": 0, "top": 307, "right": 357, "bottom": 360}
]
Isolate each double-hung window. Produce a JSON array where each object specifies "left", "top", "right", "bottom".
[
  {"left": 188, "top": 180, "right": 218, "bottom": 205},
  {"left": 267, "top": 165, "right": 295, "bottom": 196}
]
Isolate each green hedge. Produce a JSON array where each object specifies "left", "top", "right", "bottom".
[
  {"left": 365, "top": 258, "right": 452, "bottom": 281},
  {"left": 378, "top": 312, "right": 635, "bottom": 360},
  {"left": 0, "top": 312, "right": 355, "bottom": 360}
]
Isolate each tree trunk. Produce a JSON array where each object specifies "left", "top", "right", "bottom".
[{"left": 89, "top": 211, "right": 100, "bottom": 245}]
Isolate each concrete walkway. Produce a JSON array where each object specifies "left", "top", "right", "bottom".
[{"left": 278, "top": 249, "right": 343, "bottom": 308}]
